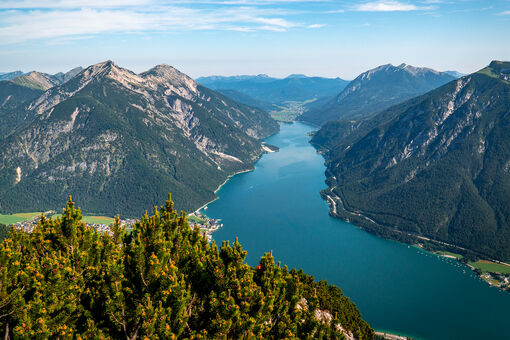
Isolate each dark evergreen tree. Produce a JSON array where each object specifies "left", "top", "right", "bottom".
[{"left": 0, "top": 195, "right": 374, "bottom": 339}]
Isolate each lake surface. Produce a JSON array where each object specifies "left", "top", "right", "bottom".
[{"left": 202, "top": 122, "right": 510, "bottom": 340}]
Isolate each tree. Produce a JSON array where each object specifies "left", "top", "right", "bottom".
[{"left": 0, "top": 194, "right": 374, "bottom": 339}]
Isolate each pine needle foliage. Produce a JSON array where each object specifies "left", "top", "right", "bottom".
[{"left": 0, "top": 194, "right": 373, "bottom": 339}]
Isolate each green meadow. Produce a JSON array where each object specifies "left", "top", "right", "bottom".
[
  {"left": 0, "top": 212, "right": 43, "bottom": 225},
  {"left": 82, "top": 215, "right": 115, "bottom": 225},
  {"left": 469, "top": 260, "right": 510, "bottom": 274}
]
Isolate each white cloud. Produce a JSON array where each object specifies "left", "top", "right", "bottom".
[
  {"left": 0, "top": 3, "right": 325, "bottom": 44},
  {"left": 0, "top": 0, "right": 150, "bottom": 9},
  {"left": 253, "top": 17, "right": 296, "bottom": 28},
  {"left": 307, "top": 24, "right": 325, "bottom": 28},
  {"left": 498, "top": 10, "right": 510, "bottom": 15},
  {"left": 0, "top": 0, "right": 326, "bottom": 8},
  {"left": 353, "top": 1, "right": 429, "bottom": 12}
]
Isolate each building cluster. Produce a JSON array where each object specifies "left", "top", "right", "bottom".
[
  {"left": 481, "top": 272, "right": 510, "bottom": 291},
  {"left": 11, "top": 217, "right": 137, "bottom": 235},
  {"left": 10, "top": 213, "right": 220, "bottom": 241},
  {"left": 187, "top": 212, "right": 223, "bottom": 242}
]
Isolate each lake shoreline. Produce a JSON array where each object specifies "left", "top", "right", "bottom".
[
  {"left": 193, "top": 168, "right": 254, "bottom": 214},
  {"left": 322, "top": 183, "right": 510, "bottom": 293},
  {"left": 191, "top": 122, "right": 510, "bottom": 339}
]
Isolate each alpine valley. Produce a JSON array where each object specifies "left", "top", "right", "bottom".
[
  {"left": 312, "top": 61, "right": 510, "bottom": 261},
  {"left": 0, "top": 61, "right": 279, "bottom": 217},
  {"left": 197, "top": 74, "right": 349, "bottom": 121}
]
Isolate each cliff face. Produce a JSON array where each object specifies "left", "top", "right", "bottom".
[
  {"left": 0, "top": 61, "right": 279, "bottom": 217},
  {"left": 312, "top": 61, "right": 510, "bottom": 261}
]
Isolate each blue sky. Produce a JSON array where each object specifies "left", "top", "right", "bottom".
[{"left": 0, "top": 0, "right": 509, "bottom": 79}]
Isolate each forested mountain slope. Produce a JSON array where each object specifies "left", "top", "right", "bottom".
[
  {"left": 0, "top": 61, "right": 278, "bottom": 217},
  {"left": 312, "top": 61, "right": 510, "bottom": 261}
]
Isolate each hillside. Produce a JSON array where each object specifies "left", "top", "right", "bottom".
[
  {"left": 0, "top": 81, "right": 45, "bottom": 137},
  {"left": 0, "top": 61, "right": 278, "bottom": 217},
  {"left": 300, "top": 63, "right": 455, "bottom": 126},
  {"left": 311, "top": 61, "right": 510, "bottom": 261},
  {"left": 0, "top": 195, "right": 374, "bottom": 338}
]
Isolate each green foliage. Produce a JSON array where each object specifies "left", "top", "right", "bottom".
[
  {"left": 0, "top": 223, "right": 7, "bottom": 242},
  {"left": 468, "top": 261, "right": 510, "bottom": 274},
  {"left": 0, "top": 195, "right": 374, "bottom": 339}
]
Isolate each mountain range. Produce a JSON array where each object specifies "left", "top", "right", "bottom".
[
  {"left": 0, "top": 61, "right": 278, "bottom": 217},
  {"left": 311, "top": 61, "right": 510, "bottom": 261},
  {"left": 300, "top": 63, "right": 456, "bottom": 126},
  {"left": 0, "top": 67, "right": 84, "bottom": 89},
  {"left": 196, "top": 74, "right": 349, "bottom": 111}
]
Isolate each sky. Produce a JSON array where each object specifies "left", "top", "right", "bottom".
[{"left": 0, "top": 0, "right": 509, "bottom": 79}]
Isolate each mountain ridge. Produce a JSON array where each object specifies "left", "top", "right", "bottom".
[
  {"left": 300, "top": 63, "right": 456, "bottom": 126},
  {"left": 311, "top": 61, "right": 510, "bottom": 261},
  {"left": 0, "top": 61, "right": 278, "bottom": 217},
  {"left": 197, "top": 74, "right": 349, "bottom": 108}
]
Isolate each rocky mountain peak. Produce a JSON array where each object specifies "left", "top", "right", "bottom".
[
  {"left": 141, "top": 64, "right": 198, "bottom": 98},
  {"left": 11, "top": 71, "right": 57, "bottom": 90}
]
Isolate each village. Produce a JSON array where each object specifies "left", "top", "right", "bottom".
[
  {"left": 9, "top": 211, "right": 221, "bottom": 241},
  {"left": 11, "top": 214, "right": 137, "bottom": 235},
  {"left": 187, "top": 211, "right": 223, "bottom": 242},
  {"left": 477, "top": 271, "right": 510, "bottom": 291}
]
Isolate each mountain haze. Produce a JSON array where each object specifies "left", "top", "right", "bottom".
[
  {"left": 312, "top": 61, "right": 510, "bottom": 261},
  {"left": 0, "top": 71, "right": 24, "bottom": 81},
  {"left": 300, "top": 63, "right": 456, "bottom": 125},
  {"left": 0, "top": 61, "right": 278, "bottom": 217},
  {"left": 197, "top": 74, "right": 349, "bottom": 108}
]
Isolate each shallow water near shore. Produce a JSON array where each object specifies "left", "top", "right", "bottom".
[{"left": 202, "top": 122, "right": 510, "bottom": 340}]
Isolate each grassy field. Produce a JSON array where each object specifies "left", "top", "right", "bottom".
[
  {"left": 0, "top": 212, "right": 43, "bottom": 225},
  {"left": 469, "top": 260, "right": 510, "bottom": 274},
  {"left": 188, "top": 215, "right": 207, "bottom": 224},
  {"left": 82, "top": 216, "right": 115, "bottom": 225},
  {"left": 437, "top": 251, "right": 464, "bottom": 259}
]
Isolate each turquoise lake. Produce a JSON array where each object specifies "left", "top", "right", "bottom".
[{"left": 202, "top": 122, "right": 510, "bottom": 340}]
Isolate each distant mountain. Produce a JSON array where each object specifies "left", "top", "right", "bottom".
[
  {"left": 1, "top": 67, "right": 84, "bottom": 91},
  {"left": 311, "top": 61, "right": 510, "bottom": 261},
  {"left": 300, "top": 63, "right": 456, "bottom": 126},
  {"left": 0, "top": 61, "right": 278, "bottom": 217},
  {"left": 215, "top": 89, "right": 277, "bottom": 112},
  {"left": 197, "top": 74, "right": 349, "bottom": 107},
  {"left": 0, "top": 71, "right": 24, "bottom": 81},
  {"left": 51, "top": 66, "right": 84, "bottom": 84},
  {"left": 0, "top": 67, "right": 85, "bottom": 137},
  {"left": 197, "top": 74, "right": 275, "bottom": 86},
  {"left": 11, "top": 71, "right": 59, "bottom": 90},
  {"left": 444, "top": 70, "right": 466, "bottom": 78}
]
